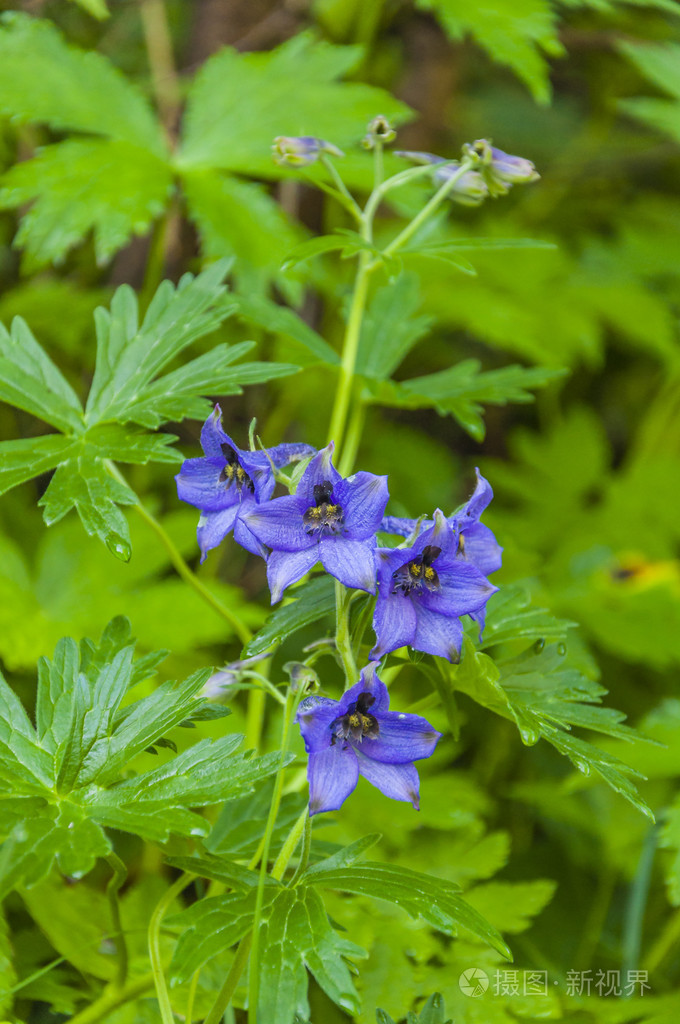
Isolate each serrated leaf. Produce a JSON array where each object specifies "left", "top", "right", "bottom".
[
  {"left": 234, "top": 293, "right": 339, "bottom": 366},
  {"left": 0, "top": 318, "right": 84, "bottom": 433},
  {"left": 305, "top": 834, "right": 382, "bottom": 874},
  {"left": 0, "top": 139, "right": 173, "bottom": 270},
  {"left": 0, "top": 435, "right": 78, "bottom": 497},
  {"left": 169, "top": 891, "right": 272, "bottom": 983},
  {"left": 303, "top": 861, "right": 511, "bottom": 959},
  {"left": 415, "top": 0, "right": 563, "bottom": 104},
  {"left": 177, "top": 33, "right": 411, "bottom": 176},
  {"left": 0, "top": 12, "right": 164, "bottom": 151},
  {"left": 281, "top": 235, "right": 352, "bottom": 269},
  {"left": 365, "top": 361, "right": 566, "bottom": 441},
  {"left": 258, "top": 887, "right": 365, "bottom": 1023},
  {"left": 244, "top": 576, "right": 336, "bottom": 657},
  {"left": 480, "top": 585, "right": 576, "bottom": 648}
]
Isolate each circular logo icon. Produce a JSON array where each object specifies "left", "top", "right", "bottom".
[{"left": 459, "top": 968, "right": 489, "bottom": 997}]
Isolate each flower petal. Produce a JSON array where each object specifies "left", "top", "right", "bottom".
[
  {"left": 413, "top": 605, "right": 463, "bottom": 661},
  {"left": 176, "top": 456, "right": 234, "bottom": 513},
  {"left": 233, "top": 512, "right": 267, "bottom": 558},
  {"left": 335, "top": 472, "right": 389, "bottom": 540},
  {"left": 295, "top": 443, "right": 342, "bottom": 504},
  {"left": 248, "top": 441, "right": 317, "bottom": 470},
  {"left": 361, "top": 710, "right": 441, "bottom": 765},
  {"left": 241, "top": 495, "right": 312, "bottom": 552},
  {"left": 196, "top": 505, "right": 239, "bottom": 562},
  {"left": 354, "top": 752, "right": 421, "bottom": 809},
  {"left": 380, "top": 515, "right": 431, "bottom": 538},
  {"left": 420, "top": 560, "right": 497, "bottom": 617},
  {"left": 308, "top": 744, "right": 359, "bottom": 815},
  {"left": 459, "top": 522, "right": 502, "bottom": 576},
  {"left": 319, "top": 537, "right": 377, "bottom": 593},
  {"left": 370, "top": 592, "right": 417, "bottom": 659},
  {"left": 456, "top": 469, "right": 493, "bottom": 523},
  {"left": 336, "top": 662, "right": 390, "bottom": 716},
  {"left": 296, "top": 695, "right": 340, "bottom": 753},
  {"left": 200, "top": 404, "right": 233, "bottom": 458},
  {"left": 266, "top": 547, "right": 320, "bottom": 603}
]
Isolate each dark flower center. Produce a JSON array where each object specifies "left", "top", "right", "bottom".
[
  {"left": 391, "top": 544, "right": 442, "bottom": 596},
  {"left": 219, "top": 443, "right": 254, "bottom": 494},
  {"left": 303, "top": 480, "right": 344, "bottom": 536},
  {"left": 330, "top": 691, "right": 379, "bottom": 747}
]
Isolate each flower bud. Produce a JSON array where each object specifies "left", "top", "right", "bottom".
[
  {"left": 395, "top": 150, "right": 489, "bottom": 206},
  {"left": 272, "top": 135, "right": 344, "bottom": 167},
  {"left": 362, "top": 115, "right": 397, "bottom": 149},
  {"left": 463, "top": 139, "right": 539, "bottom": 196}
]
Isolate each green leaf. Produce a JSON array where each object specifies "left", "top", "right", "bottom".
[
  {"left": 169, "top": 891, "right": 274, "bottom": 983},
  {"left": 376, "top": 992, "right": 451, "bottom": 1024},
  {"left": 0, "top": 318, "right": 84, "bottom": 433},
  {"left": 305, "top": 834, "right": 382, "bottom": 874},
  {"left": 481, "top": 585, "right": 577, "bottom": 648},
  {"left": 0, "top": 12, "right": 164, "bottom": 152},
  {"left": 177, "top": 33, "right": 412, "bottom": 176},
  {"left": 206, "top": 784, "right": 307, "bottom": 861},
  {"left": 281, "top": 235, "right": 353, "bottom": 269},
  {"left": 234, "top": 293, "right": 339, "bottom": 366},
  {"left": 0, "top": 139, "right": 173, "bottom": 270},
  {"left": 660, "top": 795, "right": 680, "bottom": 905},
  {"left": 0, "top": 904, "right": 16, "bottom": 1017},
  {"left": 303, "top": 861, "right": 511, "bottom": 959},
  {"left": 70, "top": 0, "right": 110, "bottom": 19},
  {"left": 355, "top": 274, "right": 432, "bottom": 380},
  {"left": 258, "top": 887, "right": 365, "bottom": 1022},
  {"left": 183, "top": 170, "right": 301, "bottom": 278},
  {"left": 366, "top": 361, "right": 567, "bottom": 441},
  {"left": 164, "top": 853, "right": 279, "bottom": 892},
  {"left": 85, "top": 260, "right": 233, "bottom": 425},
  {"left": 414, "top": 0, "right": 563, "bottom": 104},
  {"left": 244, "top": 575, "right": 336, "bottom": 657},
  {"left": 0, "top": 435, "right": 77, "bottom": 498},
  {"left": 39, "top": 458, "right": 136, "bottom": 560}
]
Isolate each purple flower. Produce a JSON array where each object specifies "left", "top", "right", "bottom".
[
  {"left": 242, "top": 443, "right": 389, "bottom": 603},
  {"left": 371, "top": 509, "right": 497, "bottom": 662},
  {"left": 395, "top": 150, "right": 489, "bottom": 206},
  {"left": 296, "top": 662, "right": 441, "bottom": 815},
  {"left": 382, "top": 469, "right": 503, "bottom": 582},
  {"left": 175, "top": 405, "right": 315, "bottom": 562},
  {"left": 272, "top": 136, "right": 344, "bottom": 167},
  {"left": 463, "top": 139, "right": 539, "bottom": 196}
]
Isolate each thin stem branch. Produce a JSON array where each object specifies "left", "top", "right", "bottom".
[
  {"left": 185, "top": 969, "right": 200, "bottom": 1024},
  {"left": 272, "top": 805, "right": 309, "bottom": 880},
  {"left": 104, "top": 852, "right": 129, "bottom": 991},
  {"left": 320, "top": 156, "right": 363, "bottom": 222},
  {"left": 335, "top": 580, "right": 358, "bottom": 687},
  {"left": 148, "top": 872, "right": 195, "bottom": 1024},
  {"left": 104, "top": 462, "right": 252, "bottom": 645},
  {"left": 326, "top": 249, "right": 373, "bottom": 452},
  {"left": 203, "top": 934, "right": 253, "bottom": 1024},
  {"left": 69, "top": 973, "right": 156, "bottom": 1024},
  {"left": 338, "top": 400, "right": 366, "bottom": 478},
  {"left": 289, "top": 811, "right": 312, "bottom": 885},
  {"left": 382, "top": 158, "right": 475, "bottom": 258},
  {"left": 139, "top": 0, "right": 181, "bottom": 137}
]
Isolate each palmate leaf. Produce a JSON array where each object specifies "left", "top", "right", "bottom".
[
  {"left": 377, "top": 992, "right": 451, "bottom": 1024},
  {"left": 177, "top": 33, "right": 412, "bottom": 178},
  {"left": 0, "top": 618, "right": 285, "bottom": 898},
  {"left": 414, "top": 0, "right": 563, "bottom": 104},
  {"left": 618, "top": 40, "right": 680, "bottom": 144},
  {"left": 0, "top": 139, "right": 173, "bottom": 270},
  {"left": 0, "top": 12, "right": 164, "bottom": 152},
  {"left": 303, "top": 859, "right": 511, "bottom": 959},
  {"left": 365, "top": 360, "right": 566, "bottom": 441},
  {"left": 355, "top": 274, "right": 433, "bottom": 381},
  {"left": 0, "top": 260, "right": 298, "bottom": 556}
]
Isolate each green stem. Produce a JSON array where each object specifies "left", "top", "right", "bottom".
[
  {"left": 148, "top": 872, "right": 195, "bottom": 1024},
  {"left": 203, "top": 934, "right": 253, "bottom": 1024},
  {"left": 644, "top": 905, "right": 680, "bottom": 975},
  {"left": 139, "top": 0, "right": 181, "bottom": 136},
  {"left": 272, "top": 805, "right": 309, "bottom": 880},
  {"left": 105, "top": 461, "right": 252, "bottom": 646},
  {"left": 320, "top": 155, "right": 363, "bottom": 222},
  {"left": 185, "top": 970, "right": 200, "bottom": 1024},
  {"left": 382, "top": 158, "right": 476, "bottom": 258},
  {"left": 247, "top": 688, "right": 303, "bottom": 1024},
  {"left": 335, "top": 580, "right": 358, "bottom": 687},
  {"left": 326, "top": 249, "right": 373, "bottom": 453},
  {"left": 622, "top": 826, "right": 658, "bottom": 985},
  {"left": 69, "top": 973, "right": 156, "bottom": 1024},
  {"left": 373, "top": 140, "right": 384, "bottom": 190},
  {"left": 289, "top": 811, "right": 312, "bottom": 885},
  {"left": 245, "top": 686, "right": 267, "bottom": 751},
  {"left": 338, "top": 400, "right": 366, "bottom": 478},
  {"left": 104, "top": 852, "right": 129, "bottom": 990}
]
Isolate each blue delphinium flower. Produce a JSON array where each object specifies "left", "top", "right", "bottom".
[
  {"left": 242, "top": 443, "right": 389, "bottom": 603},
  {"left": 371, "top": 509, "right": 497, "bottom": 662},
  {"left": 296, "top": 662, "right": 441, "bottom": 815},
  {"left": 382, "top": 469, "right": 503, "bottom": 581},
  {"left": 175, "top": 404, "right": 315, "bottom": 562},
  {"left": 463, "top": 139, "right": 539, "bottom": 196}
]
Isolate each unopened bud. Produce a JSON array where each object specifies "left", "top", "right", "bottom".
[
  {"left": 362, "top": 115, "right": 397, "bottom": 149},
  {"left": 463, "top": 139, "right": 539, "bottom": 196},
  {"left": 395, "top": 150, "right": 489, "bottom": 206},
  {"left": 272, "top": 135, "right": 344, "bottom": 167}
]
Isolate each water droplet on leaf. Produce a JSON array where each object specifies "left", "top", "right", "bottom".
[
  {"left": 106, "top": 534, "right": 131, "bottom": 562},
  {"left": 520, "top": 725, "right": 540, "bottom": 746},
  {"left": 533, "top": 638, "right": 545, "bottom": 653},
  {"left": 557, "top": 642, "right": 567, "bottom": 656}
]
